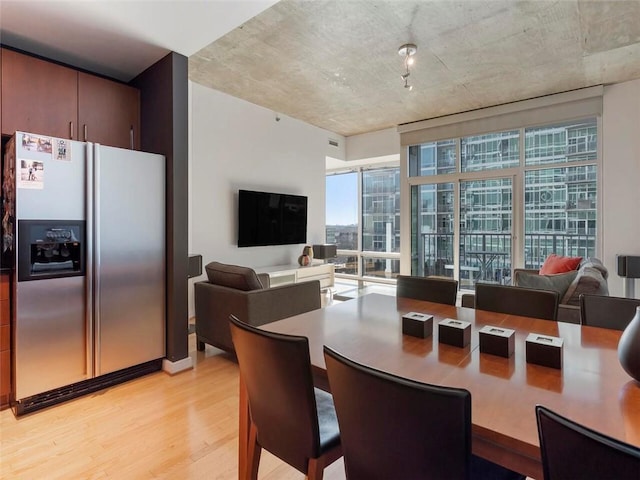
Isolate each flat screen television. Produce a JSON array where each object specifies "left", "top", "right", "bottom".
[{"left": 238, "top": 189, "right": 308, "bottom": 247}]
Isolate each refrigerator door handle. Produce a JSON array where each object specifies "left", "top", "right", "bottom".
[
  {"left": 93, "top": 143, "right": 102, "bottom": 375},
  {"left": 86, "top": 142, "right": 95, "bottom": 378}
]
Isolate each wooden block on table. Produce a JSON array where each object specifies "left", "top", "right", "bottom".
[
  {"left": 438, "top": 318, "right": 471, "bottom": 348},
  {"left": 479, "top": 325, "right": 515, "bottom": 358},
  {"left": 526, "top": 333, "right": 563, "bottom": 369},
  {"left": 402, "top": 312, "right": 433, "bottom": 338}
]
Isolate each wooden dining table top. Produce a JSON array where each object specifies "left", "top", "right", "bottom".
[{"left": 261, "top": 293, "right": 640, "bottom": 479}]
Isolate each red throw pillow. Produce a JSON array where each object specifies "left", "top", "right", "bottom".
[{"left": 539, "top": 254, "right": 582, "bottom": 275}]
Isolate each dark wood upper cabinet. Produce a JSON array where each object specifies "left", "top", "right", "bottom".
[
  {"left": 1, "top": 49, "right": 141, "bottom": 149},
  {"left": 1, "top": 49, "right": 78, "bottom": 139},
  {"left": 78, "top": 72, "right": 140, "bottom": 150}
]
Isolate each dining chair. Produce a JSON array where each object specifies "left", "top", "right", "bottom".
[
  {"left": 475, "top": 283, "right": 559, "bottom": 320},
  {"left": 323, "top": 346, "right": 525, "bottom": 480},
  {"left": 229, "top": 315, "right": 341, "bottom": 480},
  {"left": 579, "top": 294, "right": 640, "bottom": 330},
  {"left": 536, "top": 405, "right": 640, "bottom": 479},
  {"left": 461, "top": 293, "right": 475, "bottom": 308},
  {"left": 396, "top": 275, "right": 458, "bottom": 305}
]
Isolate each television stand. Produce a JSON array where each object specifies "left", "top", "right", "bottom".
[{"left": 254, "top": 263, "right": 335, "bottom": 291}]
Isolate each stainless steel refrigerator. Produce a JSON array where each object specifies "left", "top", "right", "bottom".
[{"left": 5, "top": 131, "right": 165, "bottom": 414}]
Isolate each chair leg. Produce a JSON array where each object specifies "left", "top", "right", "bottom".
[
  {"left": 247, "top": 423, "right": 261, "bottom": 480},
  {"left": 306, "top": 457, "right": 324, "bottom": 480}
]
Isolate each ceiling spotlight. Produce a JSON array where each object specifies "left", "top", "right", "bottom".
[{"left": 398, "top": 43, "right": 417, "bottom": 91}]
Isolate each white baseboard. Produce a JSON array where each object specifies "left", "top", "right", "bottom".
[{"left": 162, "top": 356, "right": 194, "bottom": 375}]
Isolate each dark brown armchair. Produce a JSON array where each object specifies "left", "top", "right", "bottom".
[{"left": 194, "top": 262, "right": 321, "bottom": 353}]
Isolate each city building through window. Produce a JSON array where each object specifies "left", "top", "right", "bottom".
[
  {"left": 326, "top": 166, "right": 401, "bottom": 282},
  {"left": 408, "top": 118, "right": 598, "bottom": 290}
]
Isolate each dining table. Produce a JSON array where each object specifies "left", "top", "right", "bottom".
[{"left": 237, "top": 293, "right": 640, "bottom": 480}]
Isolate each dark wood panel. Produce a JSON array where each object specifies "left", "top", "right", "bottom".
[
  {"left": 0, "top": 349, "right": 9, "bottom": 410},
  {"left": 0, "top": 300, "right": 8, "bottom": 327},
  {"left": 1, "top": 48, "right": 78, "bottom": 139},
  {"left": 0, "top": 273, "right": 9, "bottom": 300},
  {"left": 0, "top": 325, "right": 8, "bottom": 352},
  {"left": 78, "top": 72, "right": 140, "bottom": 149},
  {"left": 132, "top": 53, "right": 189, "bottom": 364},
  {"left": 0, "top": 274, "right": 10, "bottom": 410}
]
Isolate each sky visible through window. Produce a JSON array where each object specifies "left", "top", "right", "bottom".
[{"left": 326, "top": 173, "right": 357, "bottom": 226}]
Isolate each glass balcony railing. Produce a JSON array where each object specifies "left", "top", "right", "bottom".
[{"left": 419, "top": 232, "right": 596, "bottom": 287}]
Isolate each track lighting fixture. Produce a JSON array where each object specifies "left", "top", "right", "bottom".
[{"left": 398, "top": 43, "right": 417, "bottom": 91}]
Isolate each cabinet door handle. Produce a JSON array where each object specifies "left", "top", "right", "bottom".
[
  {"left": 130, "top": 126, "right": 134, "bottom": 150},
  {"left": 84, "top": 124, "right": 88, "bottom": 142},
  {"left": 70, "top": 121, "right": 74, "bottom": 139}
]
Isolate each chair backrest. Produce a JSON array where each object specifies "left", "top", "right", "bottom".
[
  {"left": 580, "top": 294, "right": 640, "bottom": 330},
  {"left": 205, "top": 261, "right": 265, "bottom": 290},
  {"left": 324, "top": 346, "right": 471, "bottom": 480},
  {"left": 229, "top": 315, "right": 321, "bottom": 473},
  {"left": 475, "top": 283, "right": 559, "bottom": 320},
  {"left": 536, "top": 405, "right": 640, "bottom": 480},
  {"left": 396, "top": 275, "right": 458, "bottom": 305},
  {"left": 461, "top": 293, "right": 475, "bottom": 308}
]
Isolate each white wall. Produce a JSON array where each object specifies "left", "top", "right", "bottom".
[
  {"left": 345, "top": 127, "right": 399, "bottom": 161},
  {"left": 188, "top": 82, "right": 331, "bottom": 316},
  {"left": 602, "top": 78, "right": 640, "bottom": 297}
]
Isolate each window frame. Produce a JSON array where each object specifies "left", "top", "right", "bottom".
[
  {"left": 403, "top": 117, "right": 601, "bottom": 287},
  {"left": 326, "top": 162, "right": 401, "bottom": 284}
]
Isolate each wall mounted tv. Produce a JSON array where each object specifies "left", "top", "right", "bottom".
[{"left": 238, "top": 189, "right": 308, "bottom": 247}]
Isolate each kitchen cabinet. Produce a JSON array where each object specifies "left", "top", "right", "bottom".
[
  {"left": 0, "top": 273, "right": 10, "bottom": 410},
  {"left": 78, "top": 72, "right": 140, "bottom": 150},
  {"left": 1, "top": 49, "right": 140, "bottom": 149},
  {"left": 1, "top": 48, "right": 78, "bottom": 139}
]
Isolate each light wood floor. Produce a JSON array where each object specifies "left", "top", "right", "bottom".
[{"left": 0, "top": 334, "right": 347, "bottom": 479}]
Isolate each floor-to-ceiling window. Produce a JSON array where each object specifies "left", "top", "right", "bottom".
[
  {"left": 407, "top": 117, "right": 598, "bottom": 290},
  {"left": 523, "top": 119, "right": 598, "bottom": 266},
  {"left": 326, "top": 171, "right": 358, "bottom": 275},
  {"left": 326, "top": 165, "right": 401, "bottom": 282}
]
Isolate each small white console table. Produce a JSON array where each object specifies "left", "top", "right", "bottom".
[{"left": 254, "top": 263, "right": 335, "bottom": 291}]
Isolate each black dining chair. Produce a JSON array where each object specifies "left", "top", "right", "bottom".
[
  {"left": 580, "top": 294, "right": 640, "bottom": 330},
  {"left": 461, "top": 293, "right": 476, "bottom": 308},
  {"left": 536, "top": 405, "right": 640, "bottom": 479},
  {"left": 396, "top": 275, "right": 459, "bottom": 305},
  {"left": 324, "top": 345, "right": 525, "bottom": 480},
  {"left": 229, "top": 315, "right": 341, "bottom": 480},
  {"left": 475, "top": 283, "right": 559, "bottom": 320}
]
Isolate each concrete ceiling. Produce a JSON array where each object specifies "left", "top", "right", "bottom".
[{"left": 190, "top": 0, "right": 640, "bottom": 137}]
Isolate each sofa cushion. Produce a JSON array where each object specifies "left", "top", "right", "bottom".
[
  {"left": 561, "top": 265, "right": 609, "bottom": 306},
  {"left": 580, "top": 257, "right": 609, "bottom": 280},
  {"left": 204, "top": 262, "right": 264, "bottom": 291},
  {"left": 514, "top": 270, "right": 578, "bottom": 299},
  {"left": 539, "top": 254, "right": 582, "bottom": 275}
]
